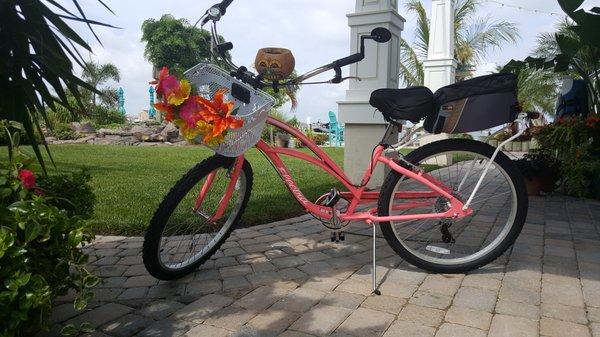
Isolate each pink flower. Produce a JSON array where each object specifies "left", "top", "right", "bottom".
[
  {"left": 155, "top": 67, "right": 180, "bottom": 97},
  {"left": 179, "top": 96, "right": 205, "bottom": 128},
  {"left": 18, "top": 170, "right": 36, "bottom": 190}
]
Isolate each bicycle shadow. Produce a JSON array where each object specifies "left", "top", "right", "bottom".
[{"left": 59, "top": 195, "right": 600, "bottom": 337}]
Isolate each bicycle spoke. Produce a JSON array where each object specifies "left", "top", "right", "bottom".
[
  {"left": 157, "top": 167, "right": 245, "bottom": 271},
  {"left": 389, "top": 149, "right": 517, "bottom": 265}
]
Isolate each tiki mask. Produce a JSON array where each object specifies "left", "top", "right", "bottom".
[{"left": 255, "top": 48, "right": 295, "bottom": 81}]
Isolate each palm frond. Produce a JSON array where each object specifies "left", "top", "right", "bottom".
[
  {"left": 517, "top": 67, "right": 560, "bottom": 113},
  {"left": 454, "top": 0, "right": 479, "bottom": 33},
  {"left": 82, "top": 61, "right": 121, "bottom": 87},
  {"left": 534, "top": 18, "right": 575, "bottom": 58},
  {"left": 459, "top": 16, "right": 520, "bottom": 64},
  {"left": 405, "top": 0, "right": 430, "bottom": 58},
  {"left": 398, "top": 38, "right": 424, "bottom": 86},
  {"left": 0, "top": 0, "right": 114, "bottom": 171}
]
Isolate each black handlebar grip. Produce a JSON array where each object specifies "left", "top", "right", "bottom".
[
  {"left": 218, "top": 0, "right": 233, "bottom": 13},
  {"left": 333, "top": 53, "right": 365, "bottom": 68}
]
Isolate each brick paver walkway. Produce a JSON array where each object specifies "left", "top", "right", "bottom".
[{"left": 46, "top": 195, "right": 600, "bottom": 337}]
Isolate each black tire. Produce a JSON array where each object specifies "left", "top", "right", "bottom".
[
  {"left": 143, "top": 155, "right": 253, "bottom": 280},
  {"left": 378, "top": 139, "right": 527, "bottom": 273}
]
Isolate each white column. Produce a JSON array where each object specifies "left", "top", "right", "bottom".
[
  {"left": 422, "top": 0, "right": 457, "bottom": 91},
  {"left": 421, "top": 0, "right": 457, "bottom": 164},
  {"left": 338, "top": 0, "right": 405, "bottom": 187}
]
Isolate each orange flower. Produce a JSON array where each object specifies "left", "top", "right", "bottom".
[
  {"left": 154, "top": 102, "right": 174, "bottom": 121},
  {"left": 194, "top": 89, "right": 244, "bottom": 141},
  {"left": 197, "top": 89, "right": 235, "bottom": 116}
]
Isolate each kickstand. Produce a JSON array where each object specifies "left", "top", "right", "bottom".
[{"left": 371, "top": 222, "right": 381, "bottom": 295}]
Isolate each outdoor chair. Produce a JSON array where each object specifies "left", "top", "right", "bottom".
[{"left": 328, "top": 110, "right": 344, "bottom": 147}]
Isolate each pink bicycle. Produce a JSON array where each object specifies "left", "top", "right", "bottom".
[{"left": 143, "top": 0, "right": 532, "bottom": 290}]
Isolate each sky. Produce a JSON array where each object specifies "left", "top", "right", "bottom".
[{"left": 60, "top": 0, "right": 576, "bottom": 123}]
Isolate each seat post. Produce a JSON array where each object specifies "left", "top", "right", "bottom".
[{"left": 379, "top": 123, "right": 399, "bottom": 145}]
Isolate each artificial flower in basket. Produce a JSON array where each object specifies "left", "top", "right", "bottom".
[{"left": 152, "top": 67, "right": 244, "bottom": 146}]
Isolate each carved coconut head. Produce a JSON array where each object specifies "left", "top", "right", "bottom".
[{"left": 255, "top": 48, "right": 295, "bottom": 81}]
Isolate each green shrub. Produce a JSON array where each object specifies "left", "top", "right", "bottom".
[
  {"left": 0, "top": 121, "right": 97, "bottom": 337},
  {"left": 533, "top": 116, "right": 600, "bottom": 197},
  {"left": 51, "top": 123, "right": 77, "bottom": 140},
  {"left": 0, "top": 126, "right": 37, "bottom": 146},
  {"left": 492, "top": 130, "right": 512, "bottom": 141},
  {"left": 91, "top": 122, "right": 127, "bottom": 130},
  {"left": 37, "top": 170, "right": 95, "bottom": 219},
  {"left": 87, "top": 106, "right": 125, "bottom": 125},
  {"left": 308, "top": 132, "right": 328, "bottom": 145},
  {"left": 451, "top": 133, "right": 473, "bottom": 140}
]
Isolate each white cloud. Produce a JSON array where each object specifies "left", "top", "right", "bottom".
[
  {"left": 60, "top": 0, "right": 563, "bottom": 121},
  {"left": 475, "top": 62, "right": 498, "bottom": 76}
]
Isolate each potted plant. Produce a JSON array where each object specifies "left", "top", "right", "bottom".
[
  {"left": 275, "top": 132, "right": 290, "bottom": 147},
  {"left": 514, "top": 152, "right": 561, "bottom": 195},
  {"left": 512, "top": 141, "right": 522, "bottom": 152},
  {"left": 493, "top": 130, "right": 512, "bottom": 150}
]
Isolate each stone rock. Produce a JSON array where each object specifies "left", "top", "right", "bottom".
[
  {"left": 160, "top": 123, "right": 180, "bottom": 142},
  {"left": 173, "top": 140, "right": 189, "bottom": 146},
  {"left": 70, "top": 122, "right": 95, "bottom": 134},
  {"left": 148, "top": 133, "right": 165, "bottom": 142},
  {"left": 97, "top": 128, "right": 133, "bottom": 137},
  {"left": 45, "top": 136, "right": 57, "bottom": 143},
  {"left": 131, "top": 125, "right": 152, "bottom": 141},
  {"left": 74, "top": 135, "right": 96, "bottom": 144},
  {"left": 94, "top": 138, "right": 116, "bottom": 145},
  {"left": 121, "top": 136, "right": 139, "bottom": 146},
  {"left": 53, "top": 139, "right": 76, "bottom": 145}
]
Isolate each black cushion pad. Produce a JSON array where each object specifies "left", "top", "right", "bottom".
[{"left": 369, "top": 86, "right": 435, "bottom": 123}]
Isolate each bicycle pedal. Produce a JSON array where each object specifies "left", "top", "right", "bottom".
[
  {"left": 324, "top": 188, "right": 340, "bottom": 207},
  {"left": 330, "top": 231, "right": 343, "bottom": 243}
]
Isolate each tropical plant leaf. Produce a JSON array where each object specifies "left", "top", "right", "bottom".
[
  {"left": 399, "top": 0, "right": 519, "bottom": 84},
  {"left": 404, "top": 0, "right": 430, "bottom": 59},
  {"left": 556, "top": 34, "right": 581, "bottom": 57},
  {"left": 0, "top": 0, "right": 114, "bottom": 171},
  {"left": 398, "top": 38, "right": 424, "bottom": 86},
  {"left": 558, "top": 0, "right": 584, "bottom": 13}
]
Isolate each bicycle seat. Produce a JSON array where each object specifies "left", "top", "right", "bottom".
[{"left": 369, "top": 86, "right": 435, "bottom": 123}]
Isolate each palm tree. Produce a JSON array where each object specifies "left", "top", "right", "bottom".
[
  {"left": 399, "top": 0, "right": 520, "bottom": 86},
  {"left": 534, "top": 19, "right": 599, "bottom": 114},
  {"left": 516, "top": 67, "right": 558, "bottom": 115},
  {"left": 81, "top": 61, "right": 121, "bottom": 107}
]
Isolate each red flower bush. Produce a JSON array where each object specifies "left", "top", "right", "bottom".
[{"left": 18, "top": 169, "right": 37, "bottom": 189}]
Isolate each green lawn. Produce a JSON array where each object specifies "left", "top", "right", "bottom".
[{"left": 4, "top": 145, "right": 347, "bottom": 235}]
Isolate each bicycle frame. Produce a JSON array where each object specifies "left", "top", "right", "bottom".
[{"left": 200, "top": 116, "right": 473, "bottom": 225}]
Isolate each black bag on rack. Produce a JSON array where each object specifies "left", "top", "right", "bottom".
[{"left": 424, "top": 73, "right": 520, "bottom": 134}]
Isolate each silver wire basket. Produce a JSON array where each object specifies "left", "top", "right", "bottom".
[{"left": 184, "top": 63, "right": 275, "bottom": 157}]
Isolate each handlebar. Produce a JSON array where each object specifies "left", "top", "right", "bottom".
[
  {"left": 218, "top": 0, "right": 233, "bottom": 13},
  {"left": 333, "top": 53, "right": 364, "bottom": 69},
  {"left": 200, "top": 1, "right": 392, "bottom": 90}
]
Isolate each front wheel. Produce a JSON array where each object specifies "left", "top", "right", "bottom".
[
  {"left": 143, "top": 155, "right": 253, "bottom": 280},
  {"left": 378, "top": 139, "right": 527, "bottom": 273}
]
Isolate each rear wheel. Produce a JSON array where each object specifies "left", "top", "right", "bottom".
[
  {"left": 143, "top": 155, "right": 253, "bottom": 280},
  {"left": 378, "top": 139, "right": 527, "bottom": 273}
]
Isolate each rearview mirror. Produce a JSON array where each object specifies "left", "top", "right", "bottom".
[{"left": 370, "top": 27, "right": 392, "bottom": 43}]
